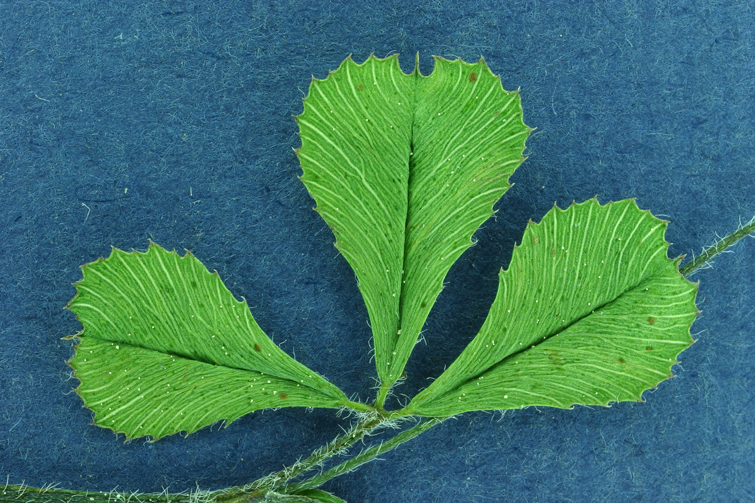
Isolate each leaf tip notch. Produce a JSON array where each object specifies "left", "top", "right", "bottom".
[{"left": 296, "top": 53, "right": 531, "bottom": 406}]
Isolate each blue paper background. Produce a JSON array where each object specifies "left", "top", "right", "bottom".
[{"left": 1, "top": 1, "right": 753, "bottom": 501}]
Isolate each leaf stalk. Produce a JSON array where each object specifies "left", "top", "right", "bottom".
[
  {"left": 680, "top": 216, "right": 755, "bottom": 277},
  {"left": 283, "top": 417, "right": 445, "bottom": 494}
]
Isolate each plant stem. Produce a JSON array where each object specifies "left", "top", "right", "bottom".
[
  {"left": 215, "top": 411, "right": 388, "bottom": 500},
  {"left": 0, "top": 415, "right": 442, "bottom": 502},
  {"left": 9, "top": 215, "right": 751, "bottom": 502},
  {"left": 0, "top": 482, "right": 192, "bottom": 503},
  {"left": 283, "top": 417, "right": 445, "bottom": 494},
  {"left": 680, "top": 215, "right": 755, "bottom": 277},
  {"left": 0, "top": 412, "right": 388, "bottom": 503}
]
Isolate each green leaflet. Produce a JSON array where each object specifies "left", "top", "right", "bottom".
[
  {"left": 66, "top": 243, "right": 349, "bottom": 440},
  {"left": 406, "top": 199, "right": 698, "bottom": 416},
  {"left": 296, "top": 54, "right": 530, "bottom": 389}
]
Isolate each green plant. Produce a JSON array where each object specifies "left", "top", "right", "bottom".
[{"left": 4, "top": 54, "right": 753, "bottom": 503}]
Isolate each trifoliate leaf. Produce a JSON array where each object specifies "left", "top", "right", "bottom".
[
  {"left": 66, "top": 242, "right": 349, "bottom": 440},
  {"left": 406, "top": 199, "right": 698, "bottom": 416},
  {"left": 296, "top": 54, "right": 530, "bottom": 389}
]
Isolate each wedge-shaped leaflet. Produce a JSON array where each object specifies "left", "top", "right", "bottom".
[
  {"left": 67, "top": 243, "right": 349, "bottom": 440},
  {"left": 296, "top": 54, "right": 529, "bottom": 387},
  {"left": 406, "top": 199, "right": 698, "bottom": 416}
]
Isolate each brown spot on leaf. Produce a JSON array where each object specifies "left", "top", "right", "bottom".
[
  {"left": 280, "top": 394, "right": 288, "bottom": 399},
  {"left": 254, "top": 344, "right": 262, "bottom": 352},
  {"left": 546, "top": 349, "right": 563, "bottom": 365},
  {"left": 648, "top": 317, "right": 655, "bottom": 324},
  {"left": 469, "top": 72, "right": 477, "bottom": 82}
]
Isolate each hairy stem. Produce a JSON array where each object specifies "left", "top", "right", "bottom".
[
  {"left": 0, "top": 482, "right": 193, "bottom": 503},
  {"left": 1, "top": 412, "right": 387, "bottom": 503},
  {"left": 215, "top": 411, "right": 389, "bottom": 500},
  {"left": 680, "top": 215, "right": 755, "bottom": 277},
  {"left": 284, "top": 417, "right": 445, "bottom": 494},
  {"left": 7, "top": 215, "right": 751, "bottom": 502}
]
